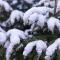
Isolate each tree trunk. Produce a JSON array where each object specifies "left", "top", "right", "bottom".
[{"left": 54, "top": 0, "right": 57, "bottom": 16}]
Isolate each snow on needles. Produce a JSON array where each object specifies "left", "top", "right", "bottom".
[
  {"left": 0, "top": 32, "right": 7, "bottom": 46},
  {"left": 49, "top": 0, "right": 60, "bottom": 13},
  {"left": 0, "top": 0, "right": 60, "bottom": 60},
  {"left": 6, "top": 28, "right": 29, "bottom": 60},
  {"left": 23, "top": 41, "right": 36, "bottom": 58},
  {"left": 45, "top": 43, "right": 57, "bottom": 60},
  {"left": 37, "top": 14, "right": 47, "bottom": 29},
  {"left": 47, "top": 17, "right": 60, "bottom": 34},
  {"left": 28, "top": 13, "right": 39, "bottom": 25},
  {"left": 23, "top": 40, "right": 47, "bottom": 59},
  {"left": 36, "top": 40, "right": 47, "bottom": 56},
  {"left": 45, "top": 38, "right": 60, "bottom": 60},
  {"left": 0, "top": 10, "right": 24, "bottom": 27},
  {"left": 9, "top": 10, "right": 24, "bottom": 25},
  {"left": 23, "top": 6, "right": 49, "bottom": 25},
  {"left": 0, "top": 0, "right": 13, "bottom": 12},
  {"left": 0, "top": 27, "right": 7, "bottom": 46}
]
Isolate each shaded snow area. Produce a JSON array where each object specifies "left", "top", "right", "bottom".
[{"left": 0, "top": 0, "right": 60, "bottom": 60}]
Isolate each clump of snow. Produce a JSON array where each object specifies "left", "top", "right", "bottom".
[
  {"left": 29, "top": 14, "right": 48, "bottom": 32},
  {"left": 54, "top": 38, "right": 60, "bottom": 50},
  {"left": 0, "top": 10, "right": 24, "bottom": 27},
  {"left": 49, "top": 0, "right": 60, "bottom": 13},
  {"left": 45, "top": 38, "right": 60, "bottom": 60},
  {"left": 4, "top": 40, "right": 10, "bottom": 48},
  {"left": 7, "top": 28, "right": 28, "bottom": 41},
  {"left": 6, "top": 43, "right": 14, "bottom": 60},
  {"left": 23, "top": 41, "right": 37, "bottom": 58},
  {"left": 45, "top": 43, "right": 57, "bottom": 60},
  {"left": 23, "top": 7, "right": 49, "bottom": 25},
  {"left": 37, "top": 14, "right": 47, "bottom": 29},
  {"left": 36, "top": 40, "right": 47, "bottom": 60},
  {"left": 23, "top": 6, "right": 50, "bottom": 32},
  {"left": 23, "top": 40, "right": 47, "bottom": 59},
  {"left": 9, "top": 10, "right": 24, "bottom": 25},
  {"left": 47, "top": 17, "right": 60, "bottom": 33},
  {"left": 28, "top": 13, "right": 39, "bottom": 25},
  {"left": 0, "top": 0, "right": 13, "bottom": 12},
  {"left": 6, "top": 28, "right": 29, "bottom": 60},
  {"left": 0, "top": 32, "right": 7, "bottom": 46}
]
